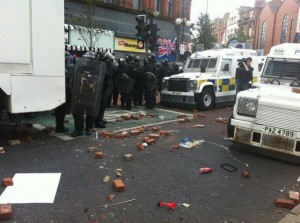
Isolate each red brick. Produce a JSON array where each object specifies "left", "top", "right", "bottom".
[
  {"left": 0, "top": 204, "right": 12, "bottom": 220},
  {"left": 193, "top": 113, "right": 207, "bottom": 118},
  {"left": 171, "top": 144, "right": 180, "bottom": 150},
  {"left": 136, "top": 144, "right": 145, "bottom": 151},
  {"left": 114, "top": 134, "right": 126, "bottom": 139},
  {"left": 275, "top": 198, "right": 296, "bottom": 209},
  {"left": 113, "top": 179, "right": 125, "bottom": 192},
  {"left": 149, "top": 134, "right": 160, "bottom": 139},
  {"left": 192, "top": 124, "right": 205, "bottom": 128},
  {"left": 95, "top": 152, "right": 103, "bottom": 158},
  {"left": 177, "top": 114, "right": 187, "bottom": 118},
  {"left": 143, "top": 137, "right": 150, "bottom": 142},
  {"left": 130, "top": 115, "right": 139, "bottom": 120},
  {"left": 25, "top": 136, "right": 33, "bottom": 143},
  {"left": 289, "top": 191, "right": 299, "bottom": 204},
  {"left": 160, "top": 131, "right": 170, "bottom": 136},
  {"left": 215, "top": 118, "right": 224, "bottom": 123},
  {"left": 242, "top": 171, "right": 251, "bottom": 178},
  {"left": 2, "top": 178, "right": 13, "bottom": 186},
  {"left": 131, "top": 130, "right": 141, "bottom": 136},
  {"left": 104, "top": 132, "right": 113, "bottom": 138},
  {"left": 152, "top": 127, "right": 159, "bottom": 132},
  {"left": 184, "top": 118, "right": 193, "bottom": 122},
  {"left": 145, "top": 138, "right": 156, "bottom": 145},
  {"left": 146, "top": 113, "right": 156, "bottom": 117}
]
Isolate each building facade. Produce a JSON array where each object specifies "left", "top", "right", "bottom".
[{"left": 64, "top": 0, "right": 192, "bottom": 58}]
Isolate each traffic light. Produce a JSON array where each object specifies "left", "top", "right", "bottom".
[
  {"left": 142, "top": 24, "right": 151, "bottom": 41},
  {"left": 148, "top": 24, "right": 161, "bottom": 51},
  {"left": 135, "top": 15, "right": 145, "bottom": 48}
]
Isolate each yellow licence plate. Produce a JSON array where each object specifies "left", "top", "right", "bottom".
[{"left": 262, "top": 126, "right": 295, "bottom": 138}]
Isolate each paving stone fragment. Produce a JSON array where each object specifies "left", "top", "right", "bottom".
[
  {"left": 275, "top": 198, "right": 296, "bottom": 209},
  {"left": 113, "top": 179, "right": 125, "bottom": 192},
  {"left": 0, "top": 204, "right": 12, "bottom": 220},
  {"left": 289, "top": 191, "right": 299, "bottom": 204}
]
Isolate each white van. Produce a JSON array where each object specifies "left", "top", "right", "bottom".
[
  {"left": 228, "top": 43, "right": 300, "bottom": 162},
  {"left": 0, "top": 0, "right": 65, "bottom": 113},
  {"left": 160, "top": 48, "right": 264, "bottom": 110}
]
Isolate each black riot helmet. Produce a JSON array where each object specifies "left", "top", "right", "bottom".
[
  {"left": 118, "top": 57, "right": 126, "bottom": 64},
  {"left": 126, "top": 54, "right": 134, "bottom": 62},
  {"left": 162, "top": 59, "right": 169, "bottom": 65},
  {"left": 134, "top": 55, "right": 141, "bottom": 63},
  {"left": 148, "top": 53, "right": 156, "bottom": 62}
]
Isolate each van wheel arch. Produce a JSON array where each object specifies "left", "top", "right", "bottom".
[{"left": 196, "top": 86, "right": 215, "bottom": 111}]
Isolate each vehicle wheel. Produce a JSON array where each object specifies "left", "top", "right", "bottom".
[
  {"left": 227, "top": 113, "right": 234, "bottom": 138},
  {"left": 196, "top": 87, "right": 215, "bottom": 110}
]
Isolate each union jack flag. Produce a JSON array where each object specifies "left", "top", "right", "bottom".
[{"left": 157, "top": 37, "right": 177, "bottom": 57}]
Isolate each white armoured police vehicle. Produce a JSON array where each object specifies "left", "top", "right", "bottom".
[
  {"left": 228, "top": 43, "right": 300, "bottom": 162},
  {"left": 0, "top": 0, "right": 65, "bottom": 113},
  {"left": 160, "top": 49, "right": 264, "bottom": 110}
]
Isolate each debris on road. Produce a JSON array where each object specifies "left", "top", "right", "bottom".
[
  {"left": 2, "top": 177, "right": 13, "bottom": 186},
  {"left": 160, "top": 131, "right": 170, "bottom": 136},
  {"left": 184, "top": 118, "right": 193, "bottom": 122},
  {"left": 149, "top": 134, "right": 159, "bottom": 139},
  {"left": 113, "top": 179, "right": 125, "bottom": 192},
  {"left": 171, "top": 144, "right": 180, "bottom": 150},
  {"left": 136, "top": 144, "right": 145, "bottom": 151},
  {"left": 199, "top": 168, "right": 214, "bottom": 174},
  {"left": 182, "top": 203, "right": 190, "bottom": 208},
  {"left": 6, "top": 140, "right": 21, "bottom": 146},
  {"left": 152, "top": 127, "right": 159, "bottom": 132},
  {"left": 157, "top": 201, "right": 176, "bottom": 210},
  {"left": 95, "top": 152, "right": 103, "bottom": 159},
  {"left": 42, "top": 127, "right": 54, "bottom": 134},
  {"left": 242, "top": 171, "right": 251, "bottom": 178},
  {"left": 215, "top": 117, "right": 228, "bottom": 124},
  {"left": 87, "top": 147, "right": 97, "bottom": 153},
  {"left": 101, "top": 199, "right": 136, "bottom": 208},
  {"left": 179, "top": 139, "right": 204, "bottom": 148},
  {"left": 0, "top": 147, "right": 5, "bottom": 154},
  {"left": 289, "top": 191, "right": 299, "bottom": 204},
  {"left": 193, "top": 113, "right": 207, "bottom": 118},
  {"left": 192, "top": 124, "right": 205, "bottom": 128},
  {"left": 177, "top": 114, "right": 187, "bottom": 119},
  {"left": 25, "top": 136, "right": 33, "bottom": 143},
  {"left": 106, "top": 194, "right": 116, "bottom": 201},
  {"left": 0, "top": 204, "right": 12, "bottom": 220},
  {"left": 275, "top": 198, "right": 296, "bottom": 209},
  {"left": 124, "top": 154, "right": 133, "bottom": 161},
  {"left": 103, "top": 175, "right": 111, "bottom": 183}
]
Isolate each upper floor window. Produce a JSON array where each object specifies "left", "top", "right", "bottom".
[
  {"left": 132, "top": 0, "right": 141, "bottom": 10},
  {"left": 154, "top": 0, "right": 160, "bottom": 11},
  {"left": 167, "top": 0, "right": 173, "bottom": 17},
  {"left": 260, "top": 21, "right": 267, "bottom": 49},
  {"left": 280, "top": 15, "right": 288, "bottom": 43},
  {"left": 289, "top": 19, "right": 293, "bottom": 42}
]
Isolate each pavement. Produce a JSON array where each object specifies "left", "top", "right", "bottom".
[{"left": 0, "top": 106, "right": 300, "bottom": 222}]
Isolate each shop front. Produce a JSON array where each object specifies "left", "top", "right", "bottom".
[{"left": 114, "top": 37, "right": 146, "bottom": 59}]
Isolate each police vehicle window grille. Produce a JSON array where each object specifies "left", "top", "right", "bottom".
[
  {"left": 200, "top": 59, "right": 209, "bottom": 68},
  {"left": 187, "top": 59, "right": 194, "bottom": 68},
  {"left": 191, "top": 59, "right": 201, "bottom": 68},
  {"left": 262, "top": 58, "right": 300, "bottom": 79},
  {"left": 208, "top": 58, "right": 217, "bottom": 68}
]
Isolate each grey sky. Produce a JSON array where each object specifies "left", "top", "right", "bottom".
[{"left": 190, "top": 0, "right": 256, "bottom": 22}]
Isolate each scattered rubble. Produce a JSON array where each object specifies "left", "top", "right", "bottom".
[
  {"left": 2, "top": 177, "right": 13, "bottom": 186},
  {"left": 157, "top": 201, "right": 176, "bottom": 210},
  {"left": 6, "top": 140, "right": 21, "bottom": 146},
  {"left": 0, "top": 147, "right": 5, "bottom": 154},
  {"left": 289, "top": 191, "right": 299, "bottom": 204},
  {"left": 124, "top": 154, "right": 133, "bottom": 161},
  {"left": 242, "top": 171, "right": 251, "bottom": 178},
  {"left": 275, "top": 198, "right": 296, "bottom": 209},
  {"left": 87, "top": 147, "right": 97, "bottom": 153},
  {"left": 192, "top": 124, "right": 205, "bottom": 128},
  {"left": 95, "top": 152, "right": 103, "bottom": 159},
  {"left": 113, "top": 179, "right": 125, "bottom": 192},
  {"left": 0, "top": 204, "right": 12, "bottom": 220},
  {"left": 106, "top": 194, "right": 116, "bottom": 201},
  {"left": 199, "top": 168, "right": 214, "bottom": 174},
  {"left": 182, "top": 203, "right": 190, "bottom": 208},
  {"left": 103, "top": 175, "right": 110, "bottom": 183}
]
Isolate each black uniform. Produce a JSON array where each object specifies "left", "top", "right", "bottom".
[
  {"left": 132, "top": 60, "right": 144, "bottom": 106},
  {"left": 143, "top": 56, "right": 158, "bottom": 109}
]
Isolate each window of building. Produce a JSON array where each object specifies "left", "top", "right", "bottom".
[
  {"left": 260, "top": 21, "right": 266, "bottom": 49},
  {"left": 280, "top": 15, "right": 288, "bottom": 43},
  {"left": 154, "top": 0, "right": 160, "bottom": 11},
  {"left": 132, "top": 0, "right": 141, "bottom": 10},
  {"left": 221, "top": 32, "right": 225, "bottom": 43},
  {"left": 289, "top": 19, "right": 293, "bottom": 42},
  {"left": 167, "top": 0, "right": 173, "bottom": 17}
]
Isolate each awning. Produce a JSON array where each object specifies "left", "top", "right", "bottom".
[{"left": 65, "top": 44, "right": 113, "bottom": 53}]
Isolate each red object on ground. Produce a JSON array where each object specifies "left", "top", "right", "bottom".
[
  {"left": 157, "top": 201, "right": 176, "bottom": 210},
  {"left": 113, "top": 179, "right": 125, "bottom": 192},
  {"left": 199, "top": 168, "right": 214, "bottom": 174},
  {"left": 0, "top": 204, "right": 12, "bottom": 220},
  {"left": 95, "top": 152, "right": 103, "bottom": 158},
  {"left": 2, "top": 178, "right": 13, "bottom": 186},
  {"left": 275, "top": 198, "right": 296, "bottom": 209}
]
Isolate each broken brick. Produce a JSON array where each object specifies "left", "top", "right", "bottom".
[
  {"left": 0, "top": 204, "right": 12, "bottom": 220},
  {"left": 193, "top": 113, "right": 207, "bottom": 118},
  {"left": 136, "top": 144, "right": 145, "bottom": 151},
  {"left": 145, "top": 138, "right": 156, "bottom": 145},
  {"left": 6, "top": 140, "right": 21, "bottom": 146},
  {"left": 177, "top": 114, "right": 187, "bottom": 118},
  {"left": 114, "top": 134, "right": 126, "bottom": 139},
  {"left": 275, "top": 198, "right": 296, "bottom": 209},
  {"left": 116, "top": 117, "right": 124, "bottom": 122},
  {"left": 124, "top": 154, "right": 133, "bottom": 160},
  {"left": 87, "top": 147, "right": 97, "bottom": 153},
  {"left": 215, "top": 118, "right": 224, "bottom": 123},
  {"left": 95, "top": 152, "right": 103, "bottom": 158},
  {"left": 149, "top": 134, "right": 160, "bottom": 139},
  {"left": 289, "top": 191, "right": 299, "bottom": 204},
  {"left": 2, "top": 178, "right": 13, "bottom": 186},
  {"left": 104, "top": 132, "right": 114, "bottom": 138},
  {"left": 146, "top": 113, "right": 156, "bottom": 117},
  {"left": 24, "top": 136, "right": 33, "bottom": 143},
  {"left": 242, "top": 171, "right": 251, "bottom": 178},
  {"left": 171, "top": 144, "right": 180, "bottom": 150},
  {"left": 152, "top": 127, "right": 159, "bottom": 132},
  {"left": 130, "top": 130, "right": 141, "bottom": 136},
  {"left": 160, "top": 131, "right": 170, "bottom": 136},
  {"left": 130, "top": 115, "right": 139, "bottom": 120},
  {"left": 42, "top": 127, "right": 54, "bottom": 134},
  {"left": 113, "top": 179, "right": 125, "bottom": 192},
  {"left": 143, "top": 137, "right": 150, "bottom": 142},
  {"left": 184, "top": 118, "right": 193, "bottom": 122},
  {"left": 106, "top": 194, "right": 116, "bottom": 201}
]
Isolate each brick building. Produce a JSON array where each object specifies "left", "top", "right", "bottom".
[
  {"left": 254, "top": 0, "right": 300, "bottom": 54},
  {"left": 214, "top": 13, "right": 229, "bottom": 47},
  {"left": 64, "top": 0, "right": 192, "bottom": 58}
]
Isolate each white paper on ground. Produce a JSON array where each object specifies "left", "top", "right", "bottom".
[{"left": 0, "top": 173, "right": 61, "bottom": 204}]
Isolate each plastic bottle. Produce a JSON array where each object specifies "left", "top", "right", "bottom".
[{"left": 199, "top": 167, "right": 214, "bottom": 174}]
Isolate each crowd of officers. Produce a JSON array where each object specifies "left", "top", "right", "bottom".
[{"left": 56, "top": 51, "right": 183, "bottom": 137}]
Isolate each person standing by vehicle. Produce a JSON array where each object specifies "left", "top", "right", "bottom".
[{"left": 236, "top": 57, "right": 254, "bottom": 95}]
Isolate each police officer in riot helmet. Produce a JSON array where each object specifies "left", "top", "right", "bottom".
[
  {"left": 125, "top": 54, "right": 134, "bottom": 63},
  {"left": 132, "top": 55, "right": 144, "bottom": 106},
  {"left": 159, "top": 59, "right": 170, "bottom": 92},
  {"left": 95, "top": 51, "right": 115, "bottom": 128},
  {"left": 71, "top": 51, "right": 106, "bottom": 137},
  {"left": 143, "top": 53, "right": 159, "bottom": 109}
]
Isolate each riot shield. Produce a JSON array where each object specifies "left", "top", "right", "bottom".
[
  {"left": 71, "top": 57, "right": 106, "bottom": 117},
  {"left": 139, "top": 72, "right": 157, "bottom": 91},
  {"left": 116, "top": 73, "right": 133, "bottom": 94}
]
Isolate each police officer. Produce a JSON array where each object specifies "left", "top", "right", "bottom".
[
  {"left": 143, "top": 53, "right": 158, "bottom": 109},
  {"left": 236, "top": 57, "right": 254, "bottom": 95},
  {"left": 71, "top": 51, "right": 105, "bottom": 137},
  {"left": 54, "top": 51, "right": 74, "bottom": 133},
  {"left": 132, "top": 56, "right": 144, "bottom": 107},
  {"left": 158, "top": 59, "right": 170, "bottom": 93},
  {"left": 95, "top": 52, "right": 115, "bottom": 128}
]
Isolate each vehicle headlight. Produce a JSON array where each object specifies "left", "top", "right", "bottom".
[
  {"left": 237, "top": 97, "right": 258, "bottom": 117},
  {"left": 188, "top": 80, "right": 197, "bottom": 89},
  {"left": 162, "top": 79, "right": 169, "bottom": 89}
]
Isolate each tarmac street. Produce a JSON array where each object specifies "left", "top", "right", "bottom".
[{"left": 0, "top": 106, "right": 299, "bottom": 223}]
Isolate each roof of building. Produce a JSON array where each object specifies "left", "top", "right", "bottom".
[{"left": 268, "top": 0, "right": 282, "bottom": 13}]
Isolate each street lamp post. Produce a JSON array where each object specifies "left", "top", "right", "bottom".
[
  {"left": 145, "top": 10, "right": 160, "bottom": 58},
  {"left": 175, "top": 18, "right": 193, "bottom": 62}
]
